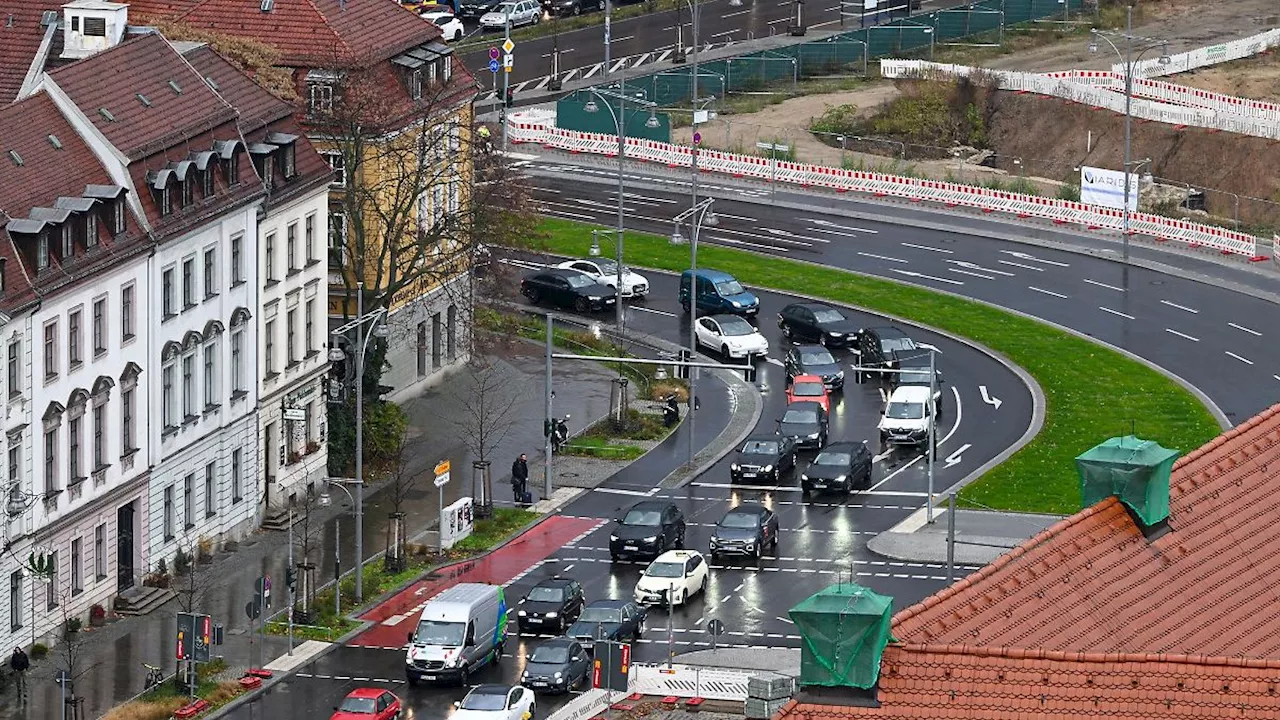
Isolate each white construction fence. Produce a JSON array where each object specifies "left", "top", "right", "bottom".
[
  {"left": 1121, "top": 28, "right": 1280, "bottom": 79},
  {"left": 630, "top": 663, "right": 754, "bottom": 701}
]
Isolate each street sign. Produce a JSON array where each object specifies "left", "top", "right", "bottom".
[
  {"left": 177, "top": 612, "right": 193, "bottom": 660},
  {"left": 283, "top": 407, "right": 306, "bottom": 421},
  {"left": 693, "top": 132, "right": 702, "bottom": 146},
  {"left": 503, "top": 53, "right": 513, "bottom": 70},
  {"left": 434, "top": 460, "right": 451, "bottom": 488},
  {"left": 502, "top": 38, "right": 515, "bottom": 54},
  {"left": 255, "top": 575, "right": 271, "bottom": 609},
  {"left": 489, "top": 46, "right": 500, "bottom": 60},
  {"left": 194, "top": 614, "right": 213, "bottom": 662},
  {"left": 245, "top": 599, "right": 261, "bottom": 620},
  {"left": 592, "top": 641, "right": 630, "bottom": 691},
  {"left": 488, "top": 58, "right": 500, "bottom": 73},
  {"left": 707, "top": 618, "right": 726, "bottom": 636}
]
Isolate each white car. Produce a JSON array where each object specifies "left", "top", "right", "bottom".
[
  {"left": 479, "top": 0, "right": 540, "bottom": 28},
  {"left": 695, "top": 314, "right": 769, "bottom": 359},
  {"left": 453, "top": 684, "right": 535, "bottom": 720},
  {"left": 556, "top": 258, "right": 649, "bottom": 298},
  {"left": 420, "top": 7, "right": 465, "bottom": 41},
  {"left": 633, "top": 550, "right": 709, "bottom": 607}
]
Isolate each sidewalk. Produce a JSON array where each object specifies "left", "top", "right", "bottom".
[{"left": 2, "top": 347, "right": 621, "bottom": 720}]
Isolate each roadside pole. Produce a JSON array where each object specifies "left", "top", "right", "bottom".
[
  {"left": 667, "top": 583, "right": 675, "bottom": 668},
  {"left": 502, "top": 14, "right": 512, "bottom": 152},
  {"left": 287, "top": 506, "right": 295, "bottom": 655},
  {"left": 946, "top": 493, "right": 956, "bottom": 582},
  {"left": 926, "top": 349, "right": 936, "bottom": 523},
  {"left": 435, "top": 461, "right": 451, "bottom": 552},
  {"left": 544, "top": 313, "right": 554, "bottom": 499},
  {"left": 334, "top": 517, "right": 341, "bottom": 617}
]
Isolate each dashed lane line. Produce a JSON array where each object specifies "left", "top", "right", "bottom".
[
  {"left": 1226, "top": 351, "right": 1254, "bottom": 365},
  {"left": 1230, "top": 322, "right": 1262, "bottom": 336},
  {"left": 1165, "top": 328, "right": 1199, "bottom": 342},
  {"left": 1099, "top": 306, "right": 1136, "bottom": 320},
  {"left": 1028, "top": 286, "right": 1068, "bottom": 299},
  {"left": 1084, "top": 278, "right": 1125, "bottom": 292},
  {"left": 1160, "top": 299, "right": 1199, "bottom": 314}
]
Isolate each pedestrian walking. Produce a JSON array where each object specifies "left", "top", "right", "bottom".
[
  {"left": 511, "top": 454, "right": 529, "bottom": 505},
  {"left": 10, "top": 646, "right": 28, "bottom": 702}
]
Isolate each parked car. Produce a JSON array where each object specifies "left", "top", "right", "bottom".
[
  {"left": 566, "top": 599, "right": 647, "bottom": 651},
  {"left": 695, "top": 314, "right": 769, "bottom": 359},
  {"left": 331, "top": 688, "right": 401, "bottom": 720},
  {"left": 521, "top": 268, "right": 616, "bottom": 313},
  {"left": 852, "top": 326, "right": 918, "bottom": 382},
  {"left": 784, "top": 345, "right": 844, "bottom": 391},
  {"left": 480, "top": 0, "right": 540, "bottom": 28},
  {"left": 452, "top": 685, "right": 535, "bottom": 720},
  {"left": 709, "top": 503, "right": 779, "bottom": 559},
  {"left": 679, "top": 269, "right": 759, "bottom": 316},
  {"left": 516, "top": 577, "right": 584, "bottom": 634},
  {"left": 458, "top": 0, "right": 502, "bottom": 18},
  {"left": 890, "top": 348, "right": 944, "bottom": 417},
  {"left": 543, "top": 0, "right": 602, "bottom": 15},
  {"left": 634, "top": 550, "right": 709, "bottom": 606},
  {"left": 730, "top": 435, "right": 797, "bottom": 482},
  {"left": 878, "top": 385, "right": 937, "bottom": 451},
  {"left": 521, "top": 637, "right": 590, "bottom": 694},
  {"left": 785, "top": 373, "right": 830, "bottom": 413},
  {"left": 420, "top": 7, "right": 465, "bottom": 41},
  {"left": 801, "top": 442, "right": 873, "bottom": 494},
  {"left": 555, "top": 258, "right": 648, "bottom": 298},
  {"left": 609, "top": 501, "right": 686, "bottom": 560},
  {"left": 777, "top": 401, "right": 828, "bottom": 450},
  {"left": 777, "top": 302, "right": 860, "bottom": 347}
]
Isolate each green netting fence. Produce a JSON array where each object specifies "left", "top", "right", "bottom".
[
  {"left": 790, "top": 583, "right": 895, "bottom": 689},
  {"left": 1075, "top": 435, "right": 1180, "bottom": 527}
]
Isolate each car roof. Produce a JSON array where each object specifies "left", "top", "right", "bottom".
[
  {"left": 706, "top": 313, "right": 747, "bottom": 323},
  {"left": 537, "top": 636, "right": 577, "bottom": 648},
  {"left": 470, "top": 684, "right": 514, "bottom": 696},
  {"left": 652, "top": 549, "right": 702, "bottom": 563},
  {"left": 819, "top": 442, "right": 864, "bottom": 453},
  {"left": 725, "top": 502, "right": 767, "bottom": 515},
  {"left": 789, "top": 301, "right": 837, "bottom": 312},
  {"left": 793, "top": 344, "right": 829, "bottom": 353},
  {"left": 790, "top": 374, "right": 825, "bottom": 384},
  {"left": 889, "top": 385, "right": 933, "bottom": 402},
  {"left": 531, "top": 577, "right": 575, "bottom": 589},
  {"left": 868, "top": 326, "right": 910, "bottom": 338},
  {"left": 627, "top": 500, "right": 674, "bottom": 512},
  {"left": 686, "top": 268, "right": 735, "bottom": 281},
  {"left": 532, "top": 267, "right": 589, "bottom": 279},
  {"left": 784, "top": 401, "right": 825, "bottom": 413},
  {"left": 743, "top": 434, "right": 782, "bottom": 444},
  {"left": 347, "top": 688, "right": 387, "bottom": 699},
  {"left": 586, "top": 598, "right": 630, "bottom": 608}
]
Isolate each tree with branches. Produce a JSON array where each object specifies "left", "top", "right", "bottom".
[
  {"left": 453, "top": 356, "right": 525, "bottom": 515},
  {"left": 380, "top": 429, "right": 418, "bottom": 572}
]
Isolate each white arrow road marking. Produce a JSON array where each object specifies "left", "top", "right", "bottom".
[
  {"left": 1000, "top": 250, "right": 1070, "bottom": 267},
  {"left": 858, "top": 251, "right": 908, "bottom": 264},
  {"left": 1028, "top": 286, "right": 1069, "bottom": 299},
  {"left": 866, "top": 454, "right": 924, "bottom": 492},
  {"left": 979, "top": 386, "right": 1002, "bottom": 410},
  {"left": 1084, "top": 278, "right": 1125, "bottom": 292},
  {"left": 890, "top": 269, "right": 964, "bottom": 285},
  {"left": 872, "top": 449, "right": 893, "bottom": 462},
  {"left": 810, "top": 219, "right": 879, "bottom": 234},
  {"left": 765, "top": 357, "right": 784, "bottom": 367},
  {"left": 765, "top": 228, "right": 827, "bottom": 244},
  {"left": 1229, "top": 322, "right": 1262, "bottom": 336},
  {"left": 945, "top": 259, "right": 1014, "bottom": 276},
  {"left": 901, "top": 242, "right": 952, "bottom": 253},
  {"left": 944, "top": 443, "right": 971, "bottom": 468},
  {"left": 1160, "top": 299, "right": 1199, "bottom": 314},
  {"left": 1099, "top": 306, "right": 1135, "bottom": 320},
  {"left": 1165, "top": 328, "right": 1199, "bottom": 342}
]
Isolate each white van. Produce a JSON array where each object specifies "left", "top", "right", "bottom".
[
  {"left": 405, "top": 583, "right": 509, "bottom": 686},
  {"left": 877, "top": 385, "right": 936, "bottom": 450}
]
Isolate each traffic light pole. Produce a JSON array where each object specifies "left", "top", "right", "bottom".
[
  {"left": 287, "top": 505, "right": 295, "bottom": 655},
  {"left": 502, "top": 13, "right": 512, "bottom": 153}
]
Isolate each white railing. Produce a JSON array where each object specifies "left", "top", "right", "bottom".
[
  {"left": 546, "top": 688, "right": 614, "bottom": 720},
  {"left": 509, "top": 111, "right": 1264, "bottom": 259},
  {"left": 1121, "top": 28, "right": 1280, "bottom": 79},
  {"left": 630, "top": 663, "right": 753, "bottom": 701}
]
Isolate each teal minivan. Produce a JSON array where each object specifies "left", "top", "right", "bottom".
[{"left": 679, "top": 269, "right": 760, "bottom": 317}]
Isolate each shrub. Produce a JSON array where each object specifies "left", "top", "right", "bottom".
[
  {"left": 173, "top": 548, "right": 192, "bottom": 576},
  {"left": 809, "top": 103, "right": 861, "bottom": 136},
  {"left": 65, "top": 617, "right": 83, "bottom": 636},
  {"left": 30, "top": 643, "right": 48, "bottom": 660}
]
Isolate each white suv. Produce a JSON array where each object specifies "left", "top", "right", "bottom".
[
  {"left": 633, "top": 550, "right": 709, "bottom": 607},
  {"left": 878, "top": 385, "right": 936, "bottom": 450}
]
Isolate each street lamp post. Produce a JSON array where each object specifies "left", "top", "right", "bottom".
[
  {"left": 328, "top": 282, "right": 388, "bottom": 604},
  {"left": 670, "top": 198, "right": 718, "bottom": 466},
  {"left": 317, "top": 477, "right": 362, "bottom": 615},
  {"left": 1089, "top": 8, "right": 1171, "bottom": 262}
]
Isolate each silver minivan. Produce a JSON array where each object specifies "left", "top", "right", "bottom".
[{"left": 405, "top": 583, "right": 509, "bottom": 686}]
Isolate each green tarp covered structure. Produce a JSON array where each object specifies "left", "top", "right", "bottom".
[
  {"left": 789, "top": 584, "right": 894, "bottom": 690},
  {"left": 1075, "top": 435, "right": 1180, "bottom": 527}
]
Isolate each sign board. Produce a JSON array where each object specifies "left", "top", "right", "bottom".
[
  {"left": 489, "top": 46, "right": 500, "bottom": 60},
  {"left": 693, "top": 109, "right": 710, "bottom": 125},
  {"left": 283, "top": 407, "right": 306, "bottom": 422},
  {"left": 245, "top": 599, "right": 261, "bottom": 621},
  {"left": 256, "top": 575, "right": 271, "bottom": 608},
  {"left": 440, "top": 496, "right": 475, "bottom": 549},
  {"left": 177, "top": 612, "right": 213, "bottom": 662},
  {"left": 502, "top": 38, "right": 515, "bottom": 54},
  {"left": 707, "top": 618, "right": 726, "bottom": 636},
  {"left": 176, "top": 612, "right": 193, "bottom": 660},
  {"left": 503, "top": 54, "right": 514, "bottom": 71},
  {"left": 864, "top": 0, "right": 877, "bottom": 8},
  {"left": 488, "top": 59, "right": 500, "bottom": 73},
  {"left": 434, "top": 460, "right": 451, "bottom": 488},
  {"left": 1080, "top": 165, "right": 1139, "bottom": 211},
  {"left": 592, "top": 641, "right": 630, "bottom": 691},
  {"left": 194, "top": 614, "right": 213, "bottom": 662}
]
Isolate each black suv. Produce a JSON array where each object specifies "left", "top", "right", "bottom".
[
  {"left": 521, "top": 268, "right": 617, "bottom": 313},
  {"left": 801, "top": 442, "right": 873, "bottom": 494},
  {"left": 609, "top": 501, "right": 685, "bottom": 560},
  {"left": 777, "top": 302, "right": 860, "bottom": 347},
  {"left": 731, "top": 435, "right": 797, "bottom": 482},
  {"left": 777, "top": 401, "right": 829, "bottom": 450},
  {"left": 709, "top": 503, "right": 780, "bottom": 559},
  {"left": 567, "top": 599, "right": 646, "bottom": 651},
  {"left": 516, "top": 577, "right": 585, "bottom": 634},
  {"left": 543, "top": 0, "right": 602, "bottom": 14},
  {"left": 853, "top": 326, "right": 918, "bottom": 382},
  {"left": 784, "top": 345, "right": 844, "bottom": 391}
]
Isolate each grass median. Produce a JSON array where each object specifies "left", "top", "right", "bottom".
[{"left": 531, "top": 217, "right": 1222, "bottom": 515}]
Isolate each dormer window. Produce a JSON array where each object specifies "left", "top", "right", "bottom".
[
  {"left": 225, "top": 155, "right": 239, "bottom": 186},
  {"left": 84, "top": 212, "right": 97, "bottom": 248},
  {"left": 249, "top": 143, "right": 276, "bottom": 190},
  {"left": 157, "top": 185, "right": 172, "bottom": 216},
  {"left": 410, "top": 69, "right": 423, "bottom": 101},
  {"left": 111, "top": 197, "right": 125, "bottom": 234},
  {"left": 37, "top": 232, "right": 49, "bottom": 270},
  {"left": 307, "top": 81, "right": 334, "bottom": 115},
  {"left": 201, "top": 168, "right": 214, "bottom": 197},
  {"left": 181, "top": 179, "right": 193, "bottom": 208},
  {"left": 266, "top": 132, "right": 298, "bottom": 180},
  {"left": 61, "top": 222, "right": 74, "bottom": 259},
  {"left": 427, "top": 62, "right": 437, "bottom": 87}
]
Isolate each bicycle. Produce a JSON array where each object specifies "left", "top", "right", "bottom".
[{"left": 142, "top": 663, "right": 164, "bottom": 693}]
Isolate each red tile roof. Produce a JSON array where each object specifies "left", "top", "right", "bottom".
[{"left": 0, "top": 0, "right": 60, "bottom": 104}]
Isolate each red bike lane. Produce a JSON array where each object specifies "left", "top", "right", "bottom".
[{"left": 349, "top": 514, "right": 603, "bottom": 648}]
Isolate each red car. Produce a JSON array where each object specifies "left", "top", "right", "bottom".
[
  {"left": 331, "top": 688, "right": 402, "bottom": 720},
  {"left": 786, "top": 374, "right": 831, "bottom": 413}
]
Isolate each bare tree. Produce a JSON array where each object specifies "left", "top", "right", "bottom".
[
  {"left": 55, "top": 596, "right": 88, "bottom": 718},
  {"left": 381, "top": 430, "right": 418, "bottom": 572},
  {"left": 454, "top": 356, "right": 525, "bottom": 515},
  {"left": 290, "top": 490, "right": 326, "bottom": 623}
]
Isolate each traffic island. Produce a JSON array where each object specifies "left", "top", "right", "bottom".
[{"left": 101, "top": 659, "right": 246, "bottom": 720}]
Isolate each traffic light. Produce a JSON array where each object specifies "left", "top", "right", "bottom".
[
  {"left": 543, "top": 419, "right": 553, "bottom": 438},
  {"left": 285, "top": 566, "right": 297, "bottom": 593},
  {"left": 676, "top": 350, "right": 691, "bottom": 380},
  {"left": 504, "top": 87, "right": 515, "bottom": 108}
]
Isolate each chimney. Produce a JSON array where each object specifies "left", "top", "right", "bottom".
[
  {"left": 1075, "top": 435, "right": 1180, "bottom": 535},
  {"left": 61, "top": 0, "right": 129, "bottom": 60},
  {"left": 789, "top": 584, "right": 894, "bottom": 693}
]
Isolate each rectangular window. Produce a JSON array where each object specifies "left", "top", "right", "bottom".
[
  {"left": 45, "top": 550, "right": 58, "bottom": 609},
  {"left": 43, "top": 319, "right": 57, "bottom": 380},
  {"left": 180, "top": 179, "right": 193, "bottom": 208},
  {"left": 260, "top": 155, "right": 275, "bottom": 191},
  {"left": 265, "top": 233, "right": 275, "bottom": 281},
  {"left": 183, "top": 473, "right": 193, "bottom": 528},
  {"left": 307, "top": 82, "right": 334, "bottom": 115},
  {"left": 62, "top": 223, "right": 74, "bottom": 259},
  {"left": 231, "top": 448, "right": 242, "bottom": 502},
  {"left": 182, "top": 353, "right": 195, "bottom": 418},
  {"left": 305, "top": 213, "right": 316, "bottom": 263},
  {"left": 69, "top": 415, "right": 82, "bottom": 481},
  {"left": 322, "top": 152, "right": 345, "bottom": 187},
  {"left": 163, "top": 485, "right": 174, "bottom": 540},
  {"left": 44, "top": 426, "right": 57, "bottom": 493},
  {"left": 287, "top": 222, "right": 297, "bottom": 271},
  {"left": 329, "top": 212, "right": 346, "bottom": 267},
  {"left": 71, "top": 538, "right": 83, "bottom": 595},
  {"left": 305, "top": 299, "right": 316, "bottom": 356},
  {"left": 203, "top": 247, "right": 217, "bottom": 299},
  {"left": 122, "top": 387, "right": 135, "bottom": 451},
  {"left": 8, "top": 339, "right": 20, "bottom": 397},
  {"left": 162, "top": 268, "right": 175, "bottom": 318},
  {"left": 282, "top": 144, "right": 296, "bottom": 178},
  {"left": 95, "top": 524, "right": 106, "bottom": 580},
  {"left": 201, "top": 167, "right": 214, "bottom": 197},
  {"left": 162, "top": 364, "right": 175, "bottom": 427},
  {"left": 121, "top": 283, "right": 135, "bottom": 341},
  {"left": 264, "top": 320, "right": 275, "bottom": 375},
  {"left": 203, "top": 342, "right": 216, "bottom": 408},
  {"left": 68, "top": 308, "right": 82, "bottom": 367},
  {"left": 92, "top": 297, "right": 106, "bottom": 356},
  {"left": 204, "top": 462, "right": 216, "bottom": 517},
  {"left": 83, "top": 16, "right": 106, "bottom": 35},
  {"left": 8, "top": 445, "right": 18, "bottom": 484},
  {"left": 157, "top": 186, "right": 172, "bottom": 216},
  {"left": 112, "top": 197, "right": 126, "bottom": 235},
  {"left": 84, "top": 211, "right": 97, "bottom": 249},
  {"left": 182, "top": 257, "right": 195, "bottom": 308},
  {"left": 287, "top": 309, "right": 297, "bottom": 365},
  {"left": 37, "top": 232, "right": 48, "bottom": 271},
  {"left": 231, "top": 330, "right": 245, "bottom": 394},
  {"left": 8, "top": 571, "right": 21, "bottom": 630},
  {"left": 231, "top": 233, "right": 244, "bottom": 285},
  {"left": 93, "top": 405, "right": 105, "bottom": 468},
  {"left": 224, "top": 155, "right": 239, "bottom": 186},
  {"left": 410, "top": 68, "right": 423, "bottom": 100}
]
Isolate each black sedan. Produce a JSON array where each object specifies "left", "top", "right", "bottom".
[
  {"left": 891, "top": 348, "right": 944, "bottom": 395},
  {"left": 516, "top": 577, "right": 584, "bottom": 634},
  {"left": 709, "top": 503, "right": 780, "bottom": 559},
  {"left": 566, "top": 599, "right": 646, "bottom": 652},
  {"left": 521, "top": 268, "right": 617, "bottom": 313},
  {"left": 784, "top": 345, "right": 845, "bottom": 391},
  {"left": 853, "top": 326, "right": 919, "bottom": 382},
  {"left": 609, "top": 501, "right": 685, "bottom": 560},
  {"left": 543, "top": 0, "right": 602, "bottom": 15},
  {"left": 730, "top": 435, "right": 797, "bottom": 482},
  {"left": 800, "top": 442, "right": 874, "bottom": 494},
  {"left": 777, "top": 302, "right": 861, "bottom": 347},
  {"left": 521, "top": 637, "right": 591, "bottom": 693},
  {"left": 777, "top": 401, "right": 828, "bottom": 450}
]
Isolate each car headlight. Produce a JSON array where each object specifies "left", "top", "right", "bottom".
[
  {"left": 829, "top": 331, "right": 841, "bottom": 337},
  {"left": 763, "top": 465, "right": 773, "bottom": 472},
  {"left": 806, "top": 433, "right": 819, "bottom": 439},
  {"left": 518, "top": 610, "right": 527, "bottom": 616},
  {"left": 835, "top": 475, "right": 847, "bottom": 484},
  {"left": 545, "top": 611, "right": 558, "bottom": 618},
  {"left": 610, "top": 534, "right": 619, "bottom": 541},
  {"left": 731, "top": 300, "right": 741, "bottom": 307},
  {"left": 731, "top": 463, "right": 739, "bottom": 471},
  {"left": 643, "top": 535, "right": 658, "bottom": 543},
  {"left": 836, "top": 370, "right": 845, "bottom": 378},
  {"left": 522, "top": 670, "right": 529, "bottom": 678},
  {"left": 588, "top": 295, "right": 602, "bottom": 301},
  {"left": 800, "top": 474, "right": 809, "bottom": 481}
]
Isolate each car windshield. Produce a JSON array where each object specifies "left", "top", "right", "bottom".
[
  {"left": 791, "top": 382, "right": 824, "bottom": 397},
  {"left": 718, "top": 317, "right": 755, "bottom": 336},
  {"left": 496, "top": 1, "right": 517, "bottom": 11},
  {"left": 782, "top": 409, "right": 819, "bottom": 424},
  {"left": 595, "top": 260, "right": 626, "bottom": 274},
  {"left": 741, "top": 440, "right": 778, "bottom": 454},
  {"left": 720, "top": 512, "right": 759, "bottom": 529},
  {"left": 579, "top": 607, "right": 623, "bottom": 623},
  {"left": 527, "top": 586, "right": 565, "bottom": 603},
  {"left": 882, "top": 336, "right": 917, "bottom": 353},
  {"left": 800, "top": 350, "right": 836, "bottom": 365},
  {"left": 622, "top": 509, "right": 661, "bottom": 526},
  {"left": 431, "top": 15, "right": 452, "bottom": 24},
  {"left": 413, "top": 619, "right": 465, "bottom": 646},
  {"left": 564, "top": 274, "right": 593, "bottom": 288},
  {"left": 338, "top": 697, "right": 376, "bottom": 714},
  {"left": 646, "top": 562, "right": 685, "bottom": 578},
  {"left": 715, "top": 280, "right": 746, "bottom": 296},
  {"left": 460, "top": 692, "right": 508, "bottom": 711},
  {"left": 812, "top": 309, "right": 845, "bottom": 323},
  {"left": 531, "top": 645, "right": 571, "bottom": 664},
  {"left": 885, "top": 401, "right": 925, "bottom": 420},
  {"left": 815, "top": 451, "right": 852, "bottom": 466}
]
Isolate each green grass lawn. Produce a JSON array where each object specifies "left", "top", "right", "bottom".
[{"left": 533, "top": 217, "right": 1222, "bottom": 515}]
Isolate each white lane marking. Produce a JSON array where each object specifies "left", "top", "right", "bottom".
[
  {"left": 732, "top": 582, "right": 744, "bottom": 593},
  {"left": 891, "top": 269, "right": 964, "bottom": 285},
  {"left": 764, "top": 356, "right": 784, "bottom": 367},
  {"left": 945, "top": 259, "right": 1014, "bottom": 276},
  {"left": 1226, "top": 351, "right": 1254, "bottom": 365},
  {"left": 1275, "top": 375, "right": 1280, "bottom": 382},
  {"left": 1160, "top": 299, "right": 1199, "bottom": 314},
  {"left": 765, "top": 227, "right": 828, "bottom": 244},
  {"left": 544, "top": 210, "right": 599, "bottom": 222},
  {"left": 614, "top": 192, "right": 677, "bottom": 204},
  {"left": 1084, "top": 278, "right": 1125, "bottom": 292},
  {"left": 1099, "top": 306, "right": 1135, "bottom": 320},
  {"left": 776, "top": 616, "right": 795, "bottom": 625},
  {"left": 811, "top": 228, "right": 861, "bottom": 240},
  {"left": 866, "top": 454, "right": 925, "bottom": 492},
  {"left": 872, "top": 450, "right": 893, "bottom": 462},
  {"left": 562, "top": 564, "right": 575, "bottom": 573},
  {"left": 631, "top": 305, "right": 677, "bottom": 318},
  {"left": 499, "top": 258, "right": 547, "bottom": 270},
  {"left": 857, "top": 251, "right": 908, "bottom": 264},
  {"left": 582, "top": 63, "right": 602, "bottom": 80},
  {"left": 711, "top": 29, "right": 736, "bottom": 37},
  {"left": 939, "top": 385, "right": 963, "bottom": 447},
  {"left": 810, "top": 219, "right": 879, "bottom": 234},
  {"left": 1001, "top": 250, "right": 1070, "bottom": 267},
  {"left": 949, "top": 268, "right": 995, "bottom": 280},
  {"left": 593, "top": 487, "right": 653, "bottom": 497},
  {"left": 1165, "top": 328, "right": 1200, "bottom": 342},
  {"left": 901, "top": 242, "right": 952, "bottom": 253},
  {"left": 998, "top": 259, "right": 1043, "bottom": 271},
  {"left": 1229, "top": 322, "right": 1262, "bottom": 336},
  {"left": 703, "top": 235, "right": 792, "bottom": 254},
  {"left": 713, "top": 212, "right": 756, "bottom": 221},
  {"left": 689, "top": 482, "right": 927, "bottom": 497},
  {"left": 1028, "top": 286, "right": 1068, "bottom": 299},
  {"left": 610, "top": 35, "right": 635, "bottom": 43}
]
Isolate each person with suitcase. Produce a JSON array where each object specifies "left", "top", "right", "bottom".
[{"left": 511, "top": 454, "right": 530, "bottom": 505}]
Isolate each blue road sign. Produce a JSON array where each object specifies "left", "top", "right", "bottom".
[{"left": 488, "top": 58, "right": 500, "bottom": 73}]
